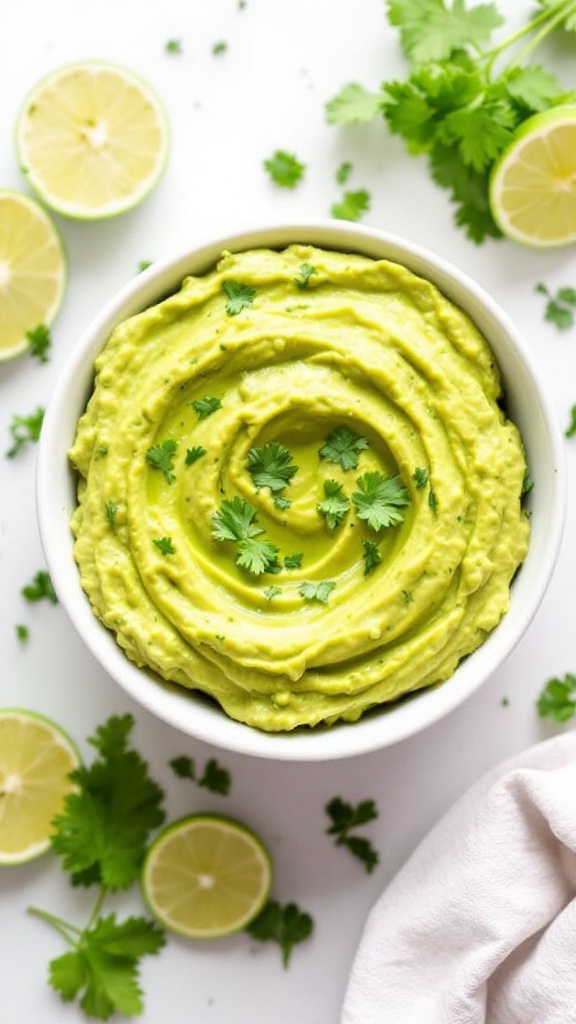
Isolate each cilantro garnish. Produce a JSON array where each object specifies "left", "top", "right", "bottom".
[
  {"left": 105, "top": 501, "right": 118, "bottom": 526},
  {"left": 247, "top": 440, "right": 298, "bottom": 494},
  {"left": 212, "top": 496, "right": 280, "bottom": 575},
  {"left": 145, "top": 439, "right": 177, "bottom": 484},
  {"left": 153, "top": 536, "right": 176, "bottom": 555},
  {"left": 536, "top": 673, "right": 576, "bottom": 723},
  {"left": 299, "top": 580, "right": 336, "bottom": 605},
  {"left": 294, "top": 262, "right": 317, "bottom": 289},
  {"left": 412, "top": 466, "right": 429, "bottom": 488},
  {"left": 331, "top": 188, "right": 371, "bottom": 222},
  {"left": 212, "top": 40, "right": 228, "bottom": 55},
  {"left": 565, "top": 405, "right": 576, "bottom": 439},
  {"left": 284, "top": 552, "right": 303, "bottom": 569},
  {"left": 362, "top": 539, "right": 382, "bottom": 576},
  {"left": 15, "top": 623, "right": 29, "bottom": 642},
  {"left": 263, "top": 585, "right": 282, "bottom": 601},
  {"left": 21, "top": 570, "right": 58, "bottom": 604},
  {"left": 26, "top": 323, "right": 52, "bottom": 363},
  {"left": 335, "top": 160, "right": 353, "bottom": 184},
  {"left": 246, "top": 900, "right": 314, "bottom": 967},
  {"left": 28, "top": 715, "right": 166, "bottom": 1020},
  {"left": 317, "top": 479, "right": 350, "bottom": 529},
  {"left": 223, "top": 279, "right": 256, "bottom": 315},
  {"left": 192, "top": 396, "right": 222, "bottom": 419},
  {"left": 165, "top": 39, "right": 182, "bottom": 54},
  {"left": 352, "top": 471, "right": 410, "bottom": 530},
  {"left": 318, "top": 425, "right": 369, "bottom": 470},
  {"left": 325, "top": 796, "right": 379, "bottom": 873},
  {"left": 263, "top": 149, "right": 306, "bottom": 188},
  {"left": 536, "top": 282, "right": 576, "bottom": 331},
  {"left": 6, "top": 406, "right": 45, "bottom": 458},
  {"left": 169, "top": 754, "right": 231, "bottom": 796},
  {"left": 185, "top": 445, "right": 207, "bottom": 464},
  {"left": 326, "top": 0, "right": 576, "bottom": 243}
]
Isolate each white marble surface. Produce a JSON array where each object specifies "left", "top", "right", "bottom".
[{"left": 1, "top": 1, "right": 575, "bottom": 1021}]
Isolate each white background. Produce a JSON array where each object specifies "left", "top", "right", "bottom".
[{"left": 1, "top": 1, "right": 575, "bottom": 1021}]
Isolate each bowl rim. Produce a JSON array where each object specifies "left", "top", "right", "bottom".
[{"left": 37, "top": 219, "right": 567, "bottom": 760}]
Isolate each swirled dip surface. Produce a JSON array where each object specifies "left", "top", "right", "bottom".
[{"left": 69, "top": 245, "right": 530, "bottom": 731}]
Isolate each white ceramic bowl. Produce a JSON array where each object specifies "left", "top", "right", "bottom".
[{"left": 37, "top": 221, "right": 566, "bottom": 760}]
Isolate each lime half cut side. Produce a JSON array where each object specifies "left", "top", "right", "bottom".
[
  {"left": 142, "top": 814, "right": 273, "bottom": 939},
  {"left": 0, "top": 190, "right": 66, "bottom": 361},
  {"left": 0, "top": 708, "right": 80, "bottom": 865},
  {"left": 16, "top": 60, "right": 170, "bottom": 220},
  {"left": 489, "top": 104, "right": 576, "bottom": 249}
]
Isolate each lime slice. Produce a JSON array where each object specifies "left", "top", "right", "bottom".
[
  {"left": 142, "top": 814, "right": 272, "bottom": 939},
  {"left": 16, "top": 60, "right": 170, "bottom": 220},
  {"left": 0, "top": 189, "right": 66, "bottom": 361},
  {"left": 0, "top": 708, "right": 80, "bottom": 865},
  {"left": 490, "top": 104, "right": 576, "bottom": 248}
]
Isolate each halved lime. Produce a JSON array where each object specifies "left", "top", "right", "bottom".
[
  {"left": 489, "top": 104, "right": 576, "bottom": 248},
  {"left": 142, "top": 814, "right": 272, "bottom": 939},
  {"left": 0, "top": 708, "right": 80, "bottom": 865},
  {"left": 16, "top": 60, "right": 170, "bottom": 220},
  {"left": 0, "top": 189, "right": 66, "bottom": 361}
]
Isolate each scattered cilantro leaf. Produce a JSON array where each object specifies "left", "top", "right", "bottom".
[
  {"left": 428, "top": 489, "right": 438, "bottom": 512},
  {"left": 26, "top": 323, "right": 52, "bottom": 363},
  {"left": 299, "top": 580, "right": 336, "bottom": 605},
  {"left": 6, "top": 406, "right": 44, "bottom": 458},
  {"left": 165, "top": 39, "right": 182, "bottom": 54},
  {"left": 412, "top": 466, "right": 429, "bottom": 488},
  {"left": 335, "top": 160, "right": 353, "bottom": 184},
  {"left": 331, "top": 188, "right": 371, "bottom": 221},
  {"left": 362, "top": 539, "right": 382, "bottom": 576},
  {"left": 212, "top": 40, "right": 228, "bottom": 55},
  {"left": 264, "top": 585, "right": 282, "bottom": 601},
  {"left": 192, "top": 396, "right": 222, "bottom": 419},
  {"left": 212, "top": 497, "right": 280, "bottom": 575},
  {"left": 152, "top": 536, "right": 176, "bottom": 556},
  {"left": 565, "top": 405, "right": 576, "bottom": 438},
  {"left": 263, "top": 149, "right": 305, "bottom": 188},
  {"left": 352, "top": 471, "right": 410, "bottom": 530},
  {"left": 21, "top": 570, "right": 58, "bottom": 604},
  {"left": 105, "top": 501, "right": 118, "bottom": 526},
  {"left": 145, "top": 439, "right": 177, "bottom": 484},
  {"left": 319, "top": 425, "right": 369, "bottom": 471},
  {"left": 15, "top": 623, "right": 29, "bottom": 642},
  {"left": 169, "top": 754, "right": 231, "bottom": 795},
  {"left": 325, "top": 796, "right": 379, "bottom": 873},
  {"left": 294, "top": 262, "right": 317, "bottom": 288},
  {"left": 236, "top": 536, "right": 281, "bottom": 576},
  {"left": 223, "top": 279, "right": 257, "bottom": 315},
  {"left": 246, "top": 900, "right": 314, "bottom": 967},
  {"left": 248, "top": 441, "right": 298, "bottom": 493},
  {"left": 386, "top": 0, "right": 503, "bottom": 63},
  {"left": 325, "top": 83, "right": 382, "bottom": 124},
  {"left": 273, "top": 495, "right": 291, "bottom": 510},
  {"left": 138, "top": 260, "right": 153, "bottom": 272},
  {"left": 536, "top": 282, "right": 576, "bottom": 331},
  {"left": 185, "top": 445, "right": 207, "bottom": 464},
  {"left": 317, "top": 479, "right": 350, "bottom": 529},
  {"left": 284, "top": 552, "right": 303, "bottom": 569},
  {"left": 536, "top": 673, "right": 576, "bottom": 722},
  {"left": 168, "top": 755, "right": 195, "bottom": 779}
]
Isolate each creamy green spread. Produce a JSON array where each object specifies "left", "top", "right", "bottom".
[{"left": 69, "top": 244, "right": 530, "bottom": 732}]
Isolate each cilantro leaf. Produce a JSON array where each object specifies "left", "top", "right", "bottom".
[
  {"left": 325, "top": 83, "right": 383, "bottom": 124},
  {"left": 236, "top": 537, "right": 281, "bottom": 576},
  {"left": 26, "top": 323, "right": 52, "bottom": 363},
  {"left": 294, "top": 262, "right": 318, "bottom": 288},
  {"left": 536, "top": 673, "right": 576, "bottom": 722},
  {"left": 152, "top": 536, "right": 176, "bottom": 555},
  {"left": 325, "top": 796, "right": 380, "bottom": 873},
  {"left": 386, "top": 0, "right": 503, "bottom": 63},
  {"left": 145, "top": 438, "right": 177, "bottom": 484},
  {"left": 318, "top": 425, "right": 369, "bottom": 470},
  {"left": 185, "top": 445, "right": 207, "bottom": 464},
  {"left": 21, "top": 570, "right": 58, "bottom": 604},
  {"left": 284, "top": 552, "right": 303, "bottom": 569},
  {"left": 169, "top": 754, "right": 195, "bottom": 779},
  {"left": 412, "top": 466, "right": 429, "bottom": 488},
  {"left": 263, "top": 149, "right": 305, "bottom": 188},
  {"left": 317, "top": 479, "right": 350, "bottom": 529},
  {"left": 331, "top": 188, "right": 371, "bottom": 221},
  {"left": 192, "top": 396, "right": 222, "bottom": 419},
  {"left": 352, "top": 471, "right": 410, "bottom": 531},
  {"left": 50, "top": 714, "right": 165, "bottom": 890},
  {"left": 105, "top": 501, "right": 118, "bottom": 526},
  {"left": 223, "top": 279, "right": 256, "bottom": 315},
  {"left": 248, "top": 441, "right": 298, "bottom": 494},
  {"left": 246, "top": 900, "right": 314, "bottom": 967},
  {"left": 6, "top": 406, "right": 45, "bottom": 458},
  {"left": 503, "top": 64, "right": 564, "bottom": 113},
  {"left": 362, "top": 539, "right": 382, "bottom": 576},
  {"left": 536, "top": 282, "right": 576, "bottom": 331},
  {"left": 169, "top": 754, "right": 231, "bottom": 795},
  {"left": 212, "top": 497, "right": 280, "bottom": 575},
  {"left": 299, "top": 580, "right": 336, "bottom": 605}
]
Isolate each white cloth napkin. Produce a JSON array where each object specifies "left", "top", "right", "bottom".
[{"left": 341, "top": 731, "right": 576, "bottom": 1024}]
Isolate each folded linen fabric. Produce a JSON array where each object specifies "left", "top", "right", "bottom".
[{"left": 341, "top": 731, "right": 576, "bottom": 1024}]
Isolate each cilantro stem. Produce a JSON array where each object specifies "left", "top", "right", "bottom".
[
  {"left": 27, "top": 906, "right": 83, "bottom": 945},
  {"left": 86, "top": 886, "right": 109, "bottom": 931},
  {"left": 484, "top": 0, "right": 576, "bottom": 76}
]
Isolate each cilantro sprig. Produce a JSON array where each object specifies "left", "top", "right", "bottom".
[
  {"left": 319, "top": 425, "right": 369, "bottom": 471},
  {"left": 352, "top": 471, "right": 410, "bottom": 531},
  {"left": 325, "top": 796, "right": 380, "bottom": 873},
  {"left": 169, "top": 754, "right": 231, "bottom": 796},
  {"left": 212, "top": 496, "right": 280, "bottom": 575},
  {"left": 317, "top": 479, "right": 350, "bottom": 529},
  {"left": 145, "top": 439, "right": 177, "bottom": 484},
  {"left": 6, "top": 406, "right": 45, "bottom": 458},
  {"left": 536, "top": 672, "right": 576, "bottom": 722},
  {"left": 246, "top": 900, "right": 314, "bottom": 967},
  {"left": 21, "top": 570, "right": 58, "bottom": 604},
  {"left": 263, "top": 149, "right": 306, "bottom": 188},
  {"left": 326, "top": 0, "right": 576, "bottom": 243},
  {"left": 536, "top": 282, "right": 576, "bottom": 330},
  {"left": 247, "top": 440, "right": 298, "bottom": 495}
]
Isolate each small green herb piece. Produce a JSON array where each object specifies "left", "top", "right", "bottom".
[
  {"left": 325, "top": 796, "right": 379, "bottom": 873},
  {"left": 6, "top": 406, "right": 45, "bottom": 458},
  {"left": 428, "top": 489, "right": 438, "bottom": 512},
  {"left": 138, "top": 259, "right": 153, "bottom": 272},
  {"left": 212, "top": 40, "right": 228, "bottom": 55},
  {"left": 169, "top": 754, "right": 231, "bottom": 796},
  {"left": 153, "top": 536, "right": 176, "bottom": 556},
  {"left": 185, "top": 445, "right": 207, "bottom": 464},
  {"left": 146, "top": 439, "right": 177, "bottom": 484},
  {"left": 248, "top": 441, "right": 298, "bottom": 494},
  {"left": 299, "top": 580, "right": 336, "bottom": 605},
  {"left": 536, "top": 673, "right": 576, "bottom": 723},
  {"left": 95, "top": 445, "right": 109, "bottom": 458},
  {"left": 263, "top": 150, "right": 305, "bottom": 188},
  {"left": 15, "top": 623, "right": 29, "bottom": 642},
  {"left": 105, "top": 501, "right": 118, "bottom": 526},
  {"left": 536, "top": 282, "right": 576, "bottom": 331},
  {"left": 192, "top": 396, "right": 222, "bottom": 419},
  {"left": 326, "top": 83, "right": 383, "bottom": 124},
  {"left": 284, "top": 552, "right": 303, "bottom": 570},
  {"left": 263, "top": 585, "right": 282, "bottom": 601},
  {"left": 335, "top": 160, "right": 353, "bottom": 184},
  {"left": 26, "top": 323, "right": 52, "bottom": 363},
  {"left": 331, "top": 189, "right": 370, "bottom": 222},
  {"left": 352, "top": 471, "right": 410, "bottom": 531},
  {"left": 319, "top": 425, "right": 369, "bottom": 471},
  {"left": 412, "top": 467, "right": 429, "bottom": 488},
  {"left": 565, "top": 405, "right": 576, "bottom": 438},
  {"left": 223, "top": 279, "right": 257, "bottom": 316},
  {"left": 273, "top": 495, "right": 292, "bottom": 511},
  {"left": 21, "top": 570, "right": 58, "bottom": 605},
  {"left": 245, "top": 900, "right": 314, "bottom": 968},
  {"left": 362, "top": 539, "right": 382, "bottom": 576},
  {"left": 521, "top": 470, "right": 535, "bottom": 495},
  {"left": 402, "top": 589, "right": 413, "bottom": 603},
  {"left": 165, "top": 39, "right": 182, "bottom": 54},
  {"left": 317, "top": 479, "right": 350, "bottom": 529},
  {"left": 294, "top": 262, "right": 317, "bottom": 289},
  {"left": 212, "top": 497, "right": 280, "bottom": 575}
]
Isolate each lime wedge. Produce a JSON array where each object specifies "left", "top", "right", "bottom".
[
  {"left": 0, "top": 709, "right": 80, "bottom": 864},
  {"left": 489, "top": 104, "right": 576, "bottom": 248},
  {"left": 142, "top": 814, "right": 273, "bottom": 939},
  {"left": 16, "top": 60, "right": 170, "bottom": 220}
]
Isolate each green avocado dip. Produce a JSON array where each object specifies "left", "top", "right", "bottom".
[{"left": 69, "top": 244, "right": 530, "bottom": 732}]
